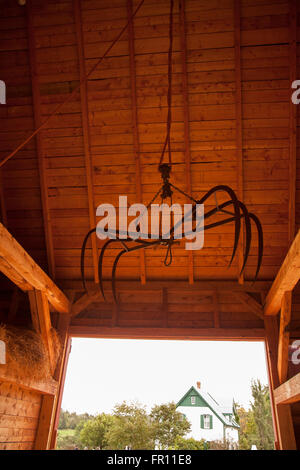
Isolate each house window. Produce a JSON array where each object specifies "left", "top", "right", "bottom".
[
  {"left": 201, "top": 414, "right": 212, "bottom": 429},
  {"left": 191, "top": 396, "right": 196, "bottom": 405}
]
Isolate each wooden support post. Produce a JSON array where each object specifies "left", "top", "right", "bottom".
[
  {"left": 278, "top": 291, "right": 292, "bottom": 384},
  {"left": 234, "top": 0, "right": 244, "bottom": 284},
  {"left": 28, "top": 290, "right": 57, "bottom": 376},
  {"left": 264, "top": 316, "right": 297, "bottom": 449},
  {"left": 26, "top": 2, "right": 56, "bottom": 279},
  {"left": 49, "top": 313, "right": 71, "bottom": 449},
  {"left": 73, "top": 0, "right": 99, "bottom": 283},
  {"left": 288, "top": 0, "right": 297, "bottom": 246},
  {"left": 35, "top": 311, "right": 71, "bottom": 450},
  {"left": 34, "top": 394, "right": 56, "bottom": 450},
  {"left": 127, "top": 0, "right": 146, "bottom": 285},
  {"left": 179, "top": 0, "right": 194, "bottom": 284}
]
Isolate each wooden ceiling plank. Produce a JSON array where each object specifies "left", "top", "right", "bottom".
[
  {"left": 288, "top": 0, "right": 297, "bottom": 246},
  {"left": 127, "top": 0, "right": 146, "bottom": 285},
  {"left": 26, "top": 3, "right": 56, "bottom": 279},
  {"left": 264, "top": 230, "right": 300, "bottom": 315},
  {"left": 212, "top": 290, "right": 220, "bottom": 328},
  {"left": 179, "top": 0, "right": 194, "bottom": 284},
  {"left": 73, "top": 0, "right": 99, "bottom": 283},
  {"left": 234, "top": 0, "right": 244, "bottom": 284},
  {"left": 0, "top": 222, "right": 70, "bottom": 314},
  {"left": 277, "top": 291, "right": 292, "bottom": 384}
]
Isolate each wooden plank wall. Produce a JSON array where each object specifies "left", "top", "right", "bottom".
[
  {"left": 0, "top": 0, "right": 298, "bottom": 286},
  {"left": 0, "top": 1, "right": 48, "bottom": 272},
  {"left": 0, "top": 382, "right": 41, "bottom": 450}
]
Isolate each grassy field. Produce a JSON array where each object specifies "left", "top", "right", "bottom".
[{"left": 58, "top": 429, "right": 76, "bottom": 438}]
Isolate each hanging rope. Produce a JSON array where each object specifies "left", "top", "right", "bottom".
[
  {"left": 158, "top": 0, "right": 174, "bottom": 168},
  {"left": 0, "top": 0, "right": 145, "bottom": 169}
]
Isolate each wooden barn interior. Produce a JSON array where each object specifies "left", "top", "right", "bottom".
[{"left": 0, "top": 0, "right": 300, "bottom": 450}]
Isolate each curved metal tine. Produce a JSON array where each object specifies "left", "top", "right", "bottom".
[
  {"left": 237, "top": 201, "right": 252, "bottom": 275},
  {"left": 248, "top": 212, "right": 263, "bottom": 282},
  {"left": 80, "top": 228, "right": 96, "bottom": 292},
  {"left": 197, "top": 185, "right": 241, "bottom": 266},
  {"left": 111, "top": 240, "right": 162, "bottom": 304},
  {"left": 98, "top": 238, "right": 121, "bottom": 302}
]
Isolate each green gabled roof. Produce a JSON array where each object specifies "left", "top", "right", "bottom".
[{"left": 176, "top": 386, "right": 239, "bottom": 429}]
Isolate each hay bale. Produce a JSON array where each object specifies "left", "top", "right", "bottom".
[{"left": 0, "top": 324, "right": 62, "bottom": 380}]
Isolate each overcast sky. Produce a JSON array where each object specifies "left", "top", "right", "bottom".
[{"left": 61, "top": 338, "right": 269, "bottom": 415}]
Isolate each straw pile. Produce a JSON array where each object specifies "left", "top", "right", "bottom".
[{"left": 0, "top": 324, "right": 62, "bottom": 379}]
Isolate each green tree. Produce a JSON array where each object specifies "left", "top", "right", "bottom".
[
  {"left": 173, "top": 436, "right": 207, "bottom": 450},
  {"left": 79, "top": 413, "right": 114, "bottom": 449},
  {"left": 150, "top": 402, "right": 191, "bottom": 450},
  {"left": 106, "top": 401, "right": 154, "bottom": 450},
  {"left": 236, "top": 380, "right": 274, "bottom": 450}
]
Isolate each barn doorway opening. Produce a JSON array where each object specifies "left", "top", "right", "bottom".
[{"left": 56, "top": 338, "right": 274, "bottom": 450}]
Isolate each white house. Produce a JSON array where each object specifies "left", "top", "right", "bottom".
[{"left": 176, "top": 382, "right": 240, "bottom": 447}]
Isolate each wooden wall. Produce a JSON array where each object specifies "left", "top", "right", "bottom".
[{"left": 0, "top": 382, "right": 41, "bottom": 450}]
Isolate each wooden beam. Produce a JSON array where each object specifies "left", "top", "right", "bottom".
[
  {"left": 179, "top": 0, "right": 194, "bottom": 284},
  {"left": 288, "top": 0, "right": 297, "bottom": 245},
  {"left": 29, "top": 290, "right": 57, "bottom": 376},
  {"left": 26, "top": 3, "right": 56, "bottom": 279},
  {"left": 73, "top": 0, "right": 99, "bottom": 283},
  {"left": 277, "top": 291, "right": 292, "bottom": 384},
  {"left": 0, "top": 222, "right": 70, "bottom": 313},
  {"left": 62, "top": 279, "right": 271, "bottom": 293},
  {"left": 69, "top": 325, "right": 265, "bottom": 341},
  {"left": 0, "top": 365, "right": 57, "bottom": 395},
  {"left": 275, "top": 371, "right": 300, "bottom": 405},
  {"left": 0, "top": 255, "right": 33, "bottom": 291},
  {"left": 234, "top": 291, "right": 264, "bottom": 320},
  {"left": 71, "top": 280, "right": 271, "bottom": 318},
  {"left": 264, "top": 230, "right": 300, "bottom": 315},
  {"left": 127, "top": 0, "right": 146, "bottom": 285}
]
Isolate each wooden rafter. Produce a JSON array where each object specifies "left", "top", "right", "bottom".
[
  {"left": 26, "top": 3, "right": 56, "bottom": 279},
  {"left": 179, "top": 0, "right": 194, "bottom": 284},
  {"left": 234, "top": 0, "right": 244, "bottom": 284},
  {"left": 234, "top": 291, "right": 264, "bottom": 320},
  {"left": 127, "top": 0, "right": 146, "bottom": 285},
  {"left": 264, "top": 229, "right": 300, "bottom": 315},
  {"left": 73, "top": 0, "right": 99, "bottom": 283},
  {"left": 0, "top": 222, "right": 70, "bottom": 313},
  {"left": 277, "top": 291, "right": 292, "bottom": 384},
  {"left": 288, "top": 0, "right": 297, "bottom": 245}
]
